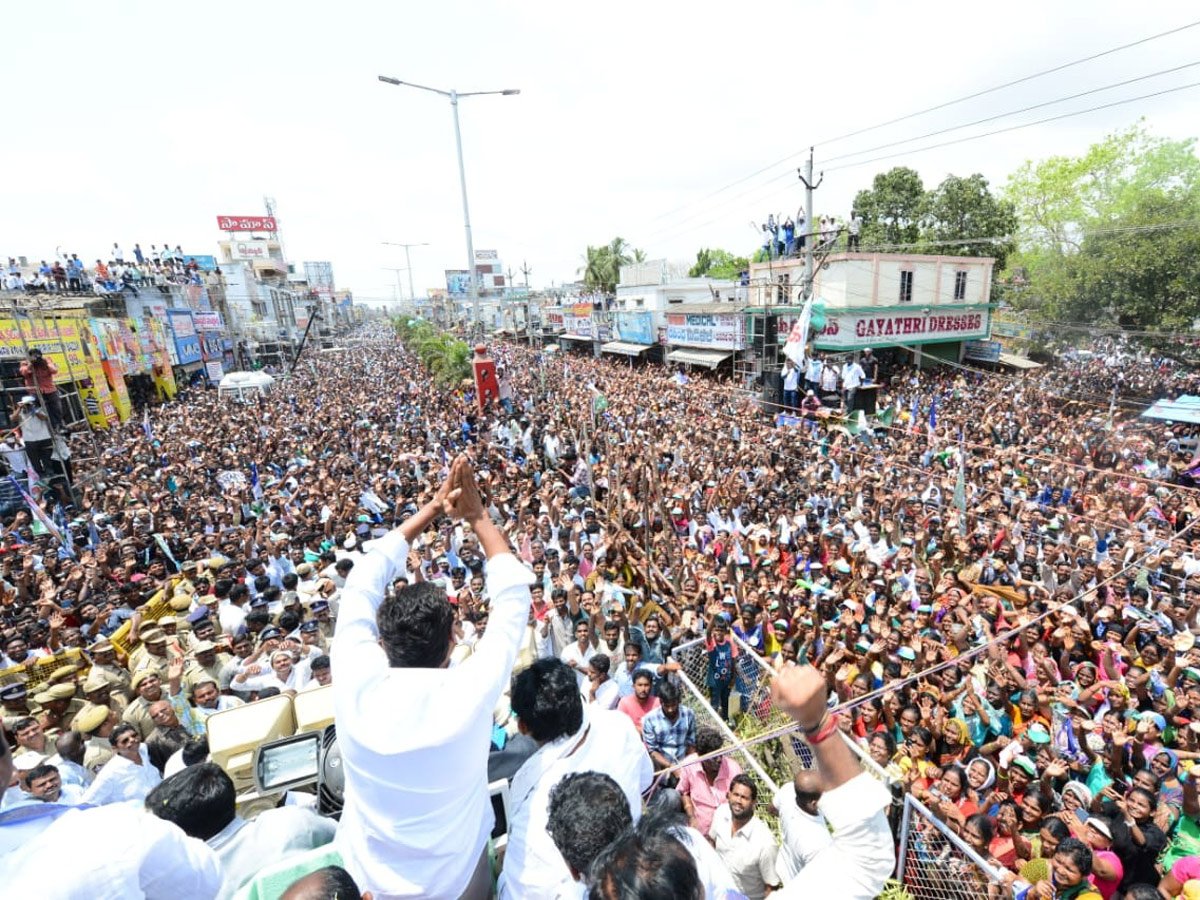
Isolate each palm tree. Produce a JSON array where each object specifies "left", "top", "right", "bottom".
[{"left": 632, "top": 248, "right": 647, "bottom": 263}]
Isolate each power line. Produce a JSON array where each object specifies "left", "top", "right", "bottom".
[
  {"left": 641, "top": 18, "right": 1200, "bottom": 227},
  {"left": 819, "top": 59, "right": 1200, "bottom": 167},
  {"left": 823, "top": 79, "right": 1200, "bottom": 174}
]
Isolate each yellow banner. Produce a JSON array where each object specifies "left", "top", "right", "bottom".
[{"left": 0, "top": 317, "right": 88, "bottom": 383}]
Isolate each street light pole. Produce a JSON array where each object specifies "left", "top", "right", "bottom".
[
  {"left": 377, "top": 75, "right": 520, "bottom": 337},
  {"left": 382, "top": 242, "right": 428, "bottom": 305}
]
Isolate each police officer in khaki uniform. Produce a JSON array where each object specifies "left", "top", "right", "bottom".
[
  {"left": 127, "top": 627, "right": 172, "bottom": 677},
  {"left": 74, "top": 704, "right": 117, "bottom": 775},
  {"left": 0, "top": 682, "right": 37, "bottom": 732},
  {"left": 311, "top": 600, "right": 335, "bottom": 643},
  {"left": 121, "top": 669, "right": 165, "bottom": 740},
  {"left": 183, "top": 640, "right": 229, "bottom": 693},
  {"left": 33, "top": 683, "right": 82, "bottom": 735},
  {"left": 85, "top": 640, "right": 133, "bottom": 701},
  {"left": 78, "top": 672, "right": 128, "bottom": 719}
]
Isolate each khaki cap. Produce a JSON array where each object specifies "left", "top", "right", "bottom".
[
  {"left": 46, "top": 683, "right": 76, "bottom": 700},
  {"left": 82, "top": 674, "right": 110, "bottom": 693},
  {"left": 191, "top": 640, "right": 217, "bottom": 653},
  {"left": 130, "top": 669, "right": 159, "bottom": 691},
  {"left": 139, "top": 628, "right": 167, "bottom": 644},
  {"left": 168, "top": 594, "right": 192, "bottom": 612},
  {"left": 48, "top": 665, "right": 78, "bottom": 682},
  {"left": 74, "top": 704, "right": 110, "bottom": 733}
]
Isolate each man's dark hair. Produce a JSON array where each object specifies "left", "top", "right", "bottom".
[
  {"left": 262, "top": 586, "right": 282, "bottom": 606},
  {"left": 246, "top": 610, "right": 270, "bottom": 627},
  {"left": 729, "top": 772, "right": 758, "bottom": 803},
  {"left": 283, "top": 865, "right": 362, "bottom": 900},
  {"left": 656, "top": 679, "right": 681, "bottom": 705},
  {"left": 110, "top": 723, "right": 138, "bottom": 746},
  {"left": 282, "top": 573, "right": 299, "bottom": 590},
  {"left": 335, "top": 558, "right": 354, "bottom": 573},
  {"left": 510, "top": 658, "right": 584, "bottom": 742},
  {"left": 547, "top": 771, "right": 632, "bottom": 877},
  {"left": 253, "top": 575, "right": 272, "bottom": 593},
  {"left": 256, "top": 687, "right": 282, "bottom": 699},
  {"left": 213, "top": 578, "right": 234, "bottom": 598},
  {"left": 587, "top": 808, "right": 703, "bottom": 900},
  {"left": 26, "top": 762, "right": 57, "bottom": 784},
  {"left": 310, "top": 653, "right": 331, "bottom": 671},
  {"left": 229, "top": 583, "right": 249, "bottom": 602},
  {"left": 1125, "top": 886, "right": 1166, "bottom": 900},
  {"left": 278, "top": 610, "right": 300, "bottom": 633},
  {"left": 1054, "top": 837, "right": 1093, "bottom": 877},
  {"left": 145, "top": 762, "right": 235, "bottom": 840},
  {"left": 377, "top": 581, "right": 455, "bottom": 669},
  {"left": 695, "top": 725, "right": 723, "bottom": 756},
  {"left": 181, "top": 737, "right": 209, "bottom": 766},
  {"left": 12, "top": 716, "right": 36, "bottom": 734},
  {"left": 590, "top": 653, "right": 610, "bottom": 676}
]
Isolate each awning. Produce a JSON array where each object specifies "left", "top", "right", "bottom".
[
  {"left": 997, "top": 352, "right": 1043, "bottom": 370},
  {"left": 559, "top": 333, "right": 592, "bottom": 342},
  {"left": 667, "top": 348, "right": 732, "bottom": 368},
  {"left": 1143, "top": 395, "right": 1200, "bottom": 425},
  {"left": 601, "top": 341, "right": 652, "bottom": 356}
]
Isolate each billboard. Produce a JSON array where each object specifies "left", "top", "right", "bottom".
[
  {"left": 474, "top": 249, "right": 499, "bottom": 261},
  {"left": 304, "top": 261, "right": 335, "bottom": 297},
  {"left": 193, "top": 311, "right": 224, "bottom": 332},
  {"left": 183, "top": 254, "right": 217, "bottom": 271},
  {"left": 446, "top": 270, "right": 472, "bottom": 297},
  {"left": 615, "top": 311, "right": 653, "bottom": 345},
  {"left": 0, "top": 317, "right": 88, "bottom": 381},
  {"left": 166, "top": 309, "right": 202, "bottom": 365},
  {"left": 217, "top": 215, "right": 277, "bottom": 231},
  {"left": 963, "top": 339, "right": 1003, "bottom": 362},
  {"left": 231, "top": 241, "right": 271, "bottom": 261},
  {"left": 665, "top": 313, "right": 746, "bottom": 350}
]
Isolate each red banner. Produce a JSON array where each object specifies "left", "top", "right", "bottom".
[{"left": 216, "top": 215, "right": 277, "bottom": 232}]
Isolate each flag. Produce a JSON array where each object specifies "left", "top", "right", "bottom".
[
  {"left": 875, "top": 404, "right": 895, "bottom": 427},
  {"left": 589, "top": 385, "right": 608, "bottom": 413},
  {"left": 142, "top": 408, "right": 153, "bottom": 443},
  {"left": 9, "top": 475, "right": 72, "bottom": 555},
  {"left": 927, "top": 397, "right": 938, "bottom": 433},
  {"left": 88, "top": 517, "right": 101, "bottom": 550},
  {"left": 153, "top": 533, "right": 180, "bottom": 571},
  {"left": 910, "top": 395, "right": 919, "bottom": 432},
  {"left": 954, "top": 454, "right": 966, "bottom": 518},
  {"left": 250, "top": 463, "right": 263, "bottom": 502},
  {"left": 782, "top": 298, "right": 813, "bottom": 367}
]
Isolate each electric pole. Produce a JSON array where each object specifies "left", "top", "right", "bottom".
[
  {"left": 520, "top": 260, "right": 531, "bottom": 288},
  {"left": 797, "top": 148, "right": 823, "bottom": 301}
]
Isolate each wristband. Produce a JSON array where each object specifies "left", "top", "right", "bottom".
[{"left": 804, "top": 712, "right": 840, "bottom": 745}]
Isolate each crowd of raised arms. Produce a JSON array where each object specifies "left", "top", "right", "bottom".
[{"left": 2, "top": 320, "right": 1200, "bottom": 900}]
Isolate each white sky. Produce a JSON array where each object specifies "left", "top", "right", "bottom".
[{"left": 1, "top": 1, "right": 1197, "bottom": 306}]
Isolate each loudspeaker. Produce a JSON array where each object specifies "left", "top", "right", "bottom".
[
  {"left": 753, "top": 315, "right": 779, "bottom": 354},
  {"left": 760, "top": 370, "right": 783, "bottom": 412}
]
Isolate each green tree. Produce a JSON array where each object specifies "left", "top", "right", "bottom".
[
  {"left": 1004, "top": 123, "right": 1200, "bottom": 325},
  {"left": 922, "top": 173, "right": 1018, "bottom": 270},
  {"left": 852, "top": 166, "right": 926, "bottom": 247},
  {"left": 688, "top": 247, "right": 751, "bottom": 280},
  {"left": 578, "top": 237, "right": 635, "bottom": 294}
]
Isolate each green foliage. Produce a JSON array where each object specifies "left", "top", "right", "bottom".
[
  {"left": 922, "top": 174, "right": 1018, "bottom": 270},
  {"left": 1003, "top": 123, "right": 1200, "bottom": 329},
  {"left": 875, "top": 880, "right": 915, "bottom": 900},
  {"left": 578, "top": 237, "right": 636, "bottom": 294},
  {"left": 393, "top": 317, "right": 473, "bottom": 387},
  {"left": 688, "top": 247, "right": 751, "bottom": 280},
  {"left": 853, "top": 166, "right": 926, "bottom": 247}
]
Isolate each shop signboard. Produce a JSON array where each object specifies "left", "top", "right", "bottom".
[
  {"left": 812, "top": 308, "right": 990, "bottom": 350},
  {"left": 665, "top": 313, "right": 746, "bottom": 350}
]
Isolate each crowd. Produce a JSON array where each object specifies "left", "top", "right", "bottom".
[
  {"left": 2, "top": 243, "right": 221, "bottom": 296},
  {"left": 0, "top": 319, "right": 1198, "bottom": 900}
]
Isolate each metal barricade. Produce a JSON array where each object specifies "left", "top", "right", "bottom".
[
  {"left": 671, "top": 655, "right": 781, "bottom": 829},
  {"left": 897, "top": 794, "right": 1003, "bottom": 900}
]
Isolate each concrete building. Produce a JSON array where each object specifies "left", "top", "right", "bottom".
[{"left": 748, "top": 252, "right": 995, "bottom": 366}]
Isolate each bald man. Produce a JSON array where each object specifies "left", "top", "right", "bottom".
[{"left": 771, "top": 769, "right": 832, "bottom": 883}]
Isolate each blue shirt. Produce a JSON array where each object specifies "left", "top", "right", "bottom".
[{"left": 642, "top": 705, "right": 696, "bottom": 764}]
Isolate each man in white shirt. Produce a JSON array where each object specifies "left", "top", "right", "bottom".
[
  {"left": 782, "top": 361, "right": 801, "bottom": 410},
  {"left": 587, "top": 665, "right": 894, "bottom": 900},
  {"left": 332, "top": 456, "right": 534, "bottom": 900},
  {"left": 560, "top": 619, "right": 598, "bottom": 689},
  {"left": 498, "top": 657, "right": 653, "bottom": 900},
  {"left": 82, "top": 722, "right": 162, "bottom": 806},
  {"left": 146, "top": 762, "right": 336, "bottom": 899},
  {"left": 772, "top": 769, "right": 832, "bottom": 883},
  {"left": 585, "top": 652, "right": 620, "bottom": 709},
  {"left": 841, "top": 357, "right": 866, "bottom": 412},
  {"left": 709, "top": 775, "right": 779, "bottom": 900}
]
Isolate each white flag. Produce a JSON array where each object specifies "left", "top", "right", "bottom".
[{"left": 782, "top": 297, "right": 813, "bottom": 367}]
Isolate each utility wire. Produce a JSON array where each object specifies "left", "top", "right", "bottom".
[{"left": 642, "top": 18, "right": 1200, "bottom": 226}]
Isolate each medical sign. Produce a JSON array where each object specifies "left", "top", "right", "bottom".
[
  {"left": 216, "top": 215, "right": 277, "bottom": 232},
  {"left": 665, "top": 313, "right": 745, "bottom": 350}
]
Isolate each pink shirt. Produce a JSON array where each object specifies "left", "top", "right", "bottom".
[
  {"left": 1089, "top": 850, "right": 1123, "bottom": 900},
  {"left": 675, "top": 754, "right": 743, "bottom": 836},
  {"left": 617, "top": 694, "right": 660, "bottom": 734}
]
